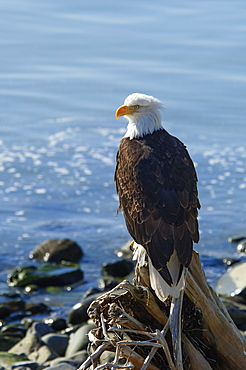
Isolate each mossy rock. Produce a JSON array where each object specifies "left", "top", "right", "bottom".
[
  {"left": 0, "top": 352, "right": 29, "bottom": 369},
  {"left": 7, "top": 262, "right": 83, "bottom": 288}
]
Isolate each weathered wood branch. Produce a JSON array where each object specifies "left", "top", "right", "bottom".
[{"left": 78, "top": 251, "right": 246, "bottom": 370}]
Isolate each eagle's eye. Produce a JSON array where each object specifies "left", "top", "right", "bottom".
[{"left": 134, "top": 105, "right": 140, "bottom": 109}]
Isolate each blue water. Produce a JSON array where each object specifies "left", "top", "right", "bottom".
[{"left": 0, "top": 0, "right": 246, "bottom": 312}]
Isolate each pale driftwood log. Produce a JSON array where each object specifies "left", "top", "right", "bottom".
[{"left": 78, "top": 251, "right": 246, "bottom": 370}]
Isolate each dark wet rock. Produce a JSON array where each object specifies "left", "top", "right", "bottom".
[
  {"left": 97, "top": 279, "right": 119, "bottom": 291},
  {"left": 65, "top": 323, "right": 95, "bottom": 356},
  {"left": 0, "top": 352, "right": 29, "bottom": 370},
  {"left": 239, "top": 287, "right": 246, "bottom": 302},
  {"left": 29, "top": 238, "right": 83, "bottom": 263},
  {"left": 81, "top": 287, "right": 101, "bottom": 299},
  {"left": 7, "top": 262, "right": 83, "bottom": 288},
  {"left": 228, "top": 234, "right": 246, "bottom": 243},
  {"left": 50, "top": 318, "right": 67, "bottom": 332},
  {"left": 236, "top": 239, "right": 246, "bottom": 254},
  {"left": 67, "top": 293, "right": 100, "bottom": 325},
  {"left": 0, "top": 335, "right": 20, "bottom": 351},
  {"left": 114, "top": 240, "right": 133, "bottom": 260},
  {"left": 29, "top": 321, "right": 54, "bottom": 338},
  {"left": 1, "top": 324, "right": 26, "bottom": 338},
  {"left": 41, "top": 333, "right": 69, "bottom": 357},
  {"left": 0, "top": 324, "right": 26, "bottom": 350},
  {"left": 220, "top": 298, "right": 246, "bottom": 328},
  {"left": 0, "top": 298, "right": 25, "bottom": 319},
  {"left": 222, "top": 257, "right": 240, "bottom": 267},
  {"left": 24, "top": 284, "right": 39, "bottom": 294},
  {"left": 215, "top": 261, "right": 246, "bottom": 297},
  {"left": 11, "top": 361, "right": 38, "bottom": 370},
  {"left": 25, "top": 302, "right": 51, "bottom": 316},
  {"left": 102, "top": 259, "right": 134, "bottom": 278}
]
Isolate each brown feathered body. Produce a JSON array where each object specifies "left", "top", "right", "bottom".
[{"left": 115, "top": 128, "right": 200, "bottom": 288}]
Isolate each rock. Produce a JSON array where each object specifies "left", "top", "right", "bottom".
[
  {"left": 0, "top": 324, "right": 26, "bottom": 351},
  {"left": 1, "top": 324, "right": 26, "bottom": 338},
  {"left": 11, "top": 361, "right": 38, "bottom": 370},
  {"left": 228, "top": 234, "right": 246, "bottom": 243},
  {"left": 8, "top": 332, "right": 42, "bottom": 356},
  {"left": 25, "top": 302, "right": 51, "bottom": 315},
  {"left": 100, "top": 350, "right": 115, "bottom": 364},
  {"left": 0, "top": 298, "right": 25, "bottom": 319},
  {"left": 215, "top": 261, "right": 246, "bottom": 297},
  {"left": 49, "top": 350, "right": 88, "bottom": 368},
  {"left": 114, "top": 240, "right": 133, "bottom": 260},
  {"left": 7, "top": 262, "right": 84, "bottom": 288},
  {"left": 102, "top": 259, "right": 134, "bottom": 278},
  {"left": 29, "top": 239, "right": 83, "bottom": 263},
  {"left": 48, "top": 318, "right": 67, "bottom": 332},
  {"left": 97, "top": 279, "right": 119, "bottom": 291},
  {"left": 0, "top": 352, "right": 29, "bottom": 370},
  {"left": 220, "top": 298, "right": 246, "bottom": 328},
  {"left": 67, "top": 294, "right": 99, "bottom": 325},
  {"left": 41, "top": 333, "right": 69, "bottom": 357},
  {"left": 44, "top": 363, "right": 76, "bottom": 370},
  {"left": 8, "top": 321, "right": 54, "bottom": 356},
  {"left": 65, "top": 323, "right": 95, "bottom": 356},
  {"left": 237, "top": 239, "right": 246, "bottom": 253},
  {"left": 239, "top": 287, "right": 246, "bottom": 302},
  {"left": 28, "top": 322, "right": 54, "bottom": 338},
  {"left": 222, "top": 257, "right": 240, "bottom": 267},
  {"left": 28, "top": 344, "right": 57, "bottom": 365}
]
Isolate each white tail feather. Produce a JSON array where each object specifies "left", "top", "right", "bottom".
[{"left": 132, "top": 242, "right": 186, "bottom": 301}]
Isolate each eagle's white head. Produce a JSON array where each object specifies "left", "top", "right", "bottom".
[{"left": 115, "top": 93, "right": 164, "bottom": 140}]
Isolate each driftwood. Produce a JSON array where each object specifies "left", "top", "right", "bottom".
[{"left": 78, "top": 251, "right": 246, "bottom": 370}]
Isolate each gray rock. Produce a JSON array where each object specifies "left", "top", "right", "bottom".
[
  {"left": 28, "top": 344, "right": 57, "bottom": 365},
  {"left": 65, "top": 323, "right": 95, "bottom": 356},
  {"left": 49, "top": 350, "right": 88, "bottom": 367},
  {"left": 67, "top": 294, "right": 99, "bottom": 325},
  {"left": 45, "top": 364, "right": 76, "bottom": 370},
  {"left": 41, "top": 333, "right": 69, "bottom": 357},
  {"left": 215, "top": 261, "right": 246, "bottom": 297},
  {"left": 29, "top": 239, "right": 83, "bottom": 263},
  {"left": 11, "top": 361, "right": 38, "bottom": 370},
  {"left": 28, "top": 322, "right": 54, "bottom": 338},
  {"left": 8, "top": 332, "right": 42, "bottom": 356}
]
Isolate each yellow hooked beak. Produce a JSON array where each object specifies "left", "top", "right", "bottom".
[{"left": 115, "top": 105, "right": 139, "bottom": 119}]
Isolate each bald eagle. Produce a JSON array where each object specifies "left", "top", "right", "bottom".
[{"left": 114, "top": 93, "right": 200, "bottom": 369}]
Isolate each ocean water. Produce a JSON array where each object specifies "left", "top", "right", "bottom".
[{"left": 0, "top": 0, "right": 246, "bottom": 312}]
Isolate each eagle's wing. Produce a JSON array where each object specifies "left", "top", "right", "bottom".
[{"left": 115, "top": 131, "right": 200, "bottom": 286}]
